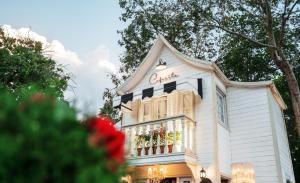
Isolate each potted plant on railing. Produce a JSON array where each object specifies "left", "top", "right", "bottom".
[
  {"left": 135, "top": 134, "right": 145, "bottom": 156},
  {"left": 167, "top": 131, "right": 181, "bottom": 153},
  {"left": 152, "top": 130, "right": 158, "bottom": 155},
  {"left": 159, "top": 127, "right": 166, "bottom": 154},
  {"left": 144, "top": 133, "right": 151, "bottom": 155}
]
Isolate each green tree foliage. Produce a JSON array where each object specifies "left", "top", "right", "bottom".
[
  {"left": 0, "top": 86, "right": 124, "bottom": 183},
  {"left": 0, "top": 27, "right": 70, "bottom": 98}
]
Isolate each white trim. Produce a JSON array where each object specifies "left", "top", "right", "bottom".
[{"left": 267, "top": 90, "right": 284, "bottom": 183}]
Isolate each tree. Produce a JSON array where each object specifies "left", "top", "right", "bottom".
[
  {"left": 0, "top": 27, "right": 70, "bottom": 98},
  {"left": 0, "top": 87, "right": 125, "bottom": 183}
]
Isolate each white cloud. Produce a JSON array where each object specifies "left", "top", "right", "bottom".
[{"left": 2, "top": 25, "right": 117, "bottom": 117}]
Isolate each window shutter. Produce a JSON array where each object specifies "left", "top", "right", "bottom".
[
  {"left": 179, "top": 91, "right": 195, "bottom": 120},
  {"left": 177, "top": 91, "right": 184, "bottom": 115},
  {"left": 151, "top": 98, "right": 159, "bottom": 120},
  {"left": 131, "top": 99, "right": 140, "bottom": 120},
  {"left": 138, "top": 101, "right": 144, "bottom": 123},
  {"left": 197, "top": 78, "right": 203, "bottom": 98},
  {"left": 167, "top": 91, "right": 178, "bottom": 117}
]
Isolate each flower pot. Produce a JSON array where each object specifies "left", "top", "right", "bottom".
[
  {"left": 168, "top": 144, "right": 173, "bottom": 153},
  {"left": 137, "top": 148, "right": 142, "bottom": 156},
  {"left": 145, "top": 147, "right": 150, "bottom": 155},
  {"left": 160, "top": 145, "right": 165, "bottom": 154},
  {"left": 152, "top": 146, "right": 157, "bottom": 154}
]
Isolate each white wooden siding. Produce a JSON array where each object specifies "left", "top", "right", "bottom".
[
  {"left": 129, "top": 46, "right": 206, "bottom": 93},
  {"left": 227, "top": 87, "right": 280, "bottom": 183},
  {"left": 267, "top": 90, "right": 295, "bottom": 182},
  {"left": 217, "top": 124, "right": 231, "bottom": 177},
  {"left": 195, "top": 73, "right": 219, "bottom": 182}
]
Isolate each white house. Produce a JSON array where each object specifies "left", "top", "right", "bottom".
[{"left": 113, "top": 36, "right": 295, "bottom": 183}]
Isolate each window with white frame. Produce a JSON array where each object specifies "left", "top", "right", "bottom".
[{"left": 216, "top": 88, "right": 227, "bottom": 125}]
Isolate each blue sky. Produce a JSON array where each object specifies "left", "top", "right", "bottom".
[
  {"left": 0, "top": 0, "right": 127, "bottom": 116},
  {"left": 0, "top": 0, "right": 125, "bottom": 64}
]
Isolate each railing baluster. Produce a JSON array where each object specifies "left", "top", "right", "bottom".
[
  {"left": 164, "top": 121, "right": 168, "bottom": 154},
  {"left": 157, "top": 125, "right": 161, "bottom": 155},
  {"left": 149, "top": 124, "right": 153, "bottom": 155},
  {"left": 187, "top": 122, "right": 190, "bottom": 152},
  {"left": 192, "top": 121, "right": 196, "bottom": 154},
  {"left": 127, "top": 127, "right": 131, "bottom": 157},
  {"left": 133, "top": 126, "right": 137, "bottom": 157},
  {"left": 141, "top": 126, "right": 145, "bottom": 156},
  {"left": 172, "top": 119, "right": 176, "bottom": 153},
  {"left": 181, "top": 117, "right": 185, "bottom": 153}
]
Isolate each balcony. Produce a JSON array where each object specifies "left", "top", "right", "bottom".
[{"left": 122, "top": 115, "right": 197, "bottom": 165}]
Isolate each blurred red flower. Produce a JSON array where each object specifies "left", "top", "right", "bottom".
[{"left": 87, "top": 116, "right": 125, "bottom": 164}]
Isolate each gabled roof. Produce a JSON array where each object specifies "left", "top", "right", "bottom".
[{"left": 116, "top": 36, "right": 287, "bottom": 109}]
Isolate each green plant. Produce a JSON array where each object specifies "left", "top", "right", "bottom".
[
  {"left": 167, "top": 131, "right": 181, "bottom": 144},
  {"left": 135, "top": 134, "right": 145, "bottom": 148},
  {"left": 144, "top": 133, "right": 151, "bottom": 147},
  {"left": 152, "top": 131, "right": 158, "bottom": 146},
  {"left": 0, "top": 86, "right": 125, "bottom": 183}
]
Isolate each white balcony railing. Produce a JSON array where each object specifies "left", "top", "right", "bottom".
[{"left": 122, "top": 115, "right": 196, "bottom": 158}]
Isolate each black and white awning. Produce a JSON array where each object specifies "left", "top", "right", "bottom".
[{"left": 114, "top": 79, "right": 203, "bottom": 108}]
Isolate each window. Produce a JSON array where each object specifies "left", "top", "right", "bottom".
[{"left": 216, "top": 88, "right": 227, "bottom": 124}]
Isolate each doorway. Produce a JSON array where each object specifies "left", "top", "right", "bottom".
[{"left": 161, "top": 178, "right": 177, "bottom": 183}]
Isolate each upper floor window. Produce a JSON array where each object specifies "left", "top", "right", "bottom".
[{"left": 216, "top": 88, "right": 227, "bottom": 125}]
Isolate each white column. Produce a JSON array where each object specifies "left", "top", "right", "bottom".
[
  {"left": 192, "top": 122, "right": 196, "bottom": 154},
  {"left": 181, "top": 118, "right": 185, "bottom": 153},
  {"left": 141, "top": 125, "right": 146, "bottom": 156},
  {"left": 127, "top": 127, "right": 132, "bottom": 157},
  {"left": 133, "top": 126, "right": 137, "bottom": 157},
  {"left": 149, "top": 124, "right": 153, "bottom": 155},
  {"left": 172, "top": 119, "right": 176, "bottom": 153},
  {"left": 164, "top": 122, "right": 168, "bottom": 154},
  {"left": 188, "top": 122, "right": 191, "bottom": 152},
  {"left": 157, "top": 125, "right": 161, "bottom": 154}
]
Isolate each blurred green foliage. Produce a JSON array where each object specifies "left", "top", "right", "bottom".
[
  {"left": 0, "top": 27, "right": 70, "bottom": 99},
  {"left": 0, "top": 87, "right": 124, "bottom": 183}
]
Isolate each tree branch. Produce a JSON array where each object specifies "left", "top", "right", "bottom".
[
  {"left": 200, "top": 24, "right": 276, "bottom": 48},
  {"left": 286, "top": 0, "right": 300, "bottom": 20},
  {"left": 279, "top": 0, "right": 289, "bottom": 48},
  {"left": 279, "top": 0, "right": 300, "bottom": 48}
]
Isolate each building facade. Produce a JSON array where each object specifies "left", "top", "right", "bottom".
[{"left": 114, "top": 36, "right": 295, "bottom": 183}]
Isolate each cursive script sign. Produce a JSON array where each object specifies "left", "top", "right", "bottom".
[{"left": 149, "top": 72, "right": 178, "bottom": 85}]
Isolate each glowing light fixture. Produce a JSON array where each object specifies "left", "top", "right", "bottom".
[
  {"left": 148, "top": 165, "right": 166, "bottom": 183},
  {"left": 155, "top": 59, "right": 167, "bottom": 70},
  {"left": 232, "top": 163, "right": 255, "bottom": 183},
  {"left": 200, "top": 168, "right": 206, "bottom": 179}
]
